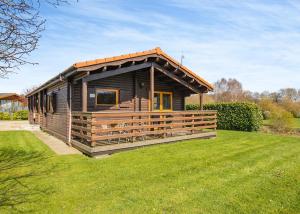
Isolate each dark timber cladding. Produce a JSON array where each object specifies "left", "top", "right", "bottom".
[{"left": 26, "top": 47, "right": 215, "bottom": 155}]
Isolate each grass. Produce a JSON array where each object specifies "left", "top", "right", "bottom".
[{"left": 0, "top": 131, "right": 299, "bottom": 213}]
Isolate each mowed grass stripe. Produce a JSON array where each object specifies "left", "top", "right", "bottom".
[{"left": 0, "top": 130, "right": 299, "bottom": 213}]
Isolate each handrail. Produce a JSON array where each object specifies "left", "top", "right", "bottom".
[{"left": 71, "top": 110, "right": 217, "bottom": 147}]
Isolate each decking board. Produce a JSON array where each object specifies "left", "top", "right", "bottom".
[{"left": 72, "top": 131, "right": 216, "bottom": 156}]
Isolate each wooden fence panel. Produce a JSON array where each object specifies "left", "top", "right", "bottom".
[{"left": 71, "top": 111, "right": 217, "bottom": 147}]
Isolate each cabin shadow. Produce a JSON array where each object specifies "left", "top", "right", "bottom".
[{"left": 0, "top": 148, "right": 58, "bottom": 213}]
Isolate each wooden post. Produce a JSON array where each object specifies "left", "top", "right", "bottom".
[
  {"left": 41, "top": 90, "right": 44, "bottom": 113},
  {"left": 68, "top": 82, "right": 72, "bottom": 146},
  {"left": 149, "top": 65, "right": 154, "bottom": 111},
  {"left": 133, "top": 72, "right": 138, "bottom": 112},
  {"left": 37, "top": 92, "right": 41, "bottom": 124},
  {"left": 82, "top": 80, "right": 87, "bottom": 112},
  {"left": 199, "top": 93, "right": 204, "bottom": 110},
  {"left": 91, "top": 114, "right": 96, "bottom": 147}
]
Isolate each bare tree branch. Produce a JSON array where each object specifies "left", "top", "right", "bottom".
[{"left": 0, "top": 0, "right": 70, "bottom": 78}]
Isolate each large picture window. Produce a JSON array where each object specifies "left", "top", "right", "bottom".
[
  {"left": 96, "top": 89, "right": 119, "bottom": 106},
  {"left": 153, "top": 91, "right": 172, "bottom": 111}
]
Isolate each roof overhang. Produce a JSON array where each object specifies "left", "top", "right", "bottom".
[{"left": 26, "top": 47, "right": 213, "bottom": 97}]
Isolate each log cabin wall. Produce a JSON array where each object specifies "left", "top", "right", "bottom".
[
  {"left": 28, "top": 81, "right": 70, "bottom": 141},
  {"left": 71, "top": 70, "right": 186, "bottom": 112},
  {"left": 40, "top": 81, "right": 69, "bottom": 141},
  {"left": 72, "top": 80, "right": 82, "bottom": 112},
  {"left": 88, "top": 72, "right": 135, "bottom": 111},
  {"left": 135, "top": 69, "right": 185, "bottom": 111}
]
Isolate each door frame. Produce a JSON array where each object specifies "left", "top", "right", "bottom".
[{"left": 150, "top": 91, "right": 173, "bottom": 112}]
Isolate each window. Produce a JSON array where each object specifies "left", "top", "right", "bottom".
[
  {"left": 47, "top": 95, "right": 51, "bottom": 112},
  {"left": 153, "top": 93, "right": 160, "bottom": 110},
  {"left": 96, "top": 89, "right": 119, "bottom": 106},
  {"left": 152, "top": 91, "right": 172, "bottom": 111},
  {"left": 34, "top": 95, "right": 39, "bottom": 111},
  {"left": 43, "top": 93, "right": 47, "bottom": 113},
  {"left": 46, "top": 93, "right": 56, "bottom": 113},
  {"left": 162, "top": 93, "right": 171, "bottom": 110}
]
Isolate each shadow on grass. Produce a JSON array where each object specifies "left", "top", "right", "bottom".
[{"left": 0, "top": 148, "right": 58, "bottom": 213}]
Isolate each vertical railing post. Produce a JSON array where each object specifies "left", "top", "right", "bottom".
[
  {"left": 163, "top": 114, "right": 166, "bottom": 138},
  {"left": 191, "top": 113, "right": 194, "bottom": 134},
  {"left": 131, "top": 115, "right": 134, "bottom": 143},
  {"left": 91, "top": 113, "right": 96, "bottom": 147},
  {"left": 214, "top": 112, "right": 217, "bottom": 131},
  {"left": 68, "top": 82, "right": 72, "bottom": 146}
]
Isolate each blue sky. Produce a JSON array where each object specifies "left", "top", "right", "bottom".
[{"left": 1, "top": 0, "right": 300, "bottom": 93}]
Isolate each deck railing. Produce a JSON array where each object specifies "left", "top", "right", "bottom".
[{"left": 71, "top": 111, "right": 217, "bottom": 147}]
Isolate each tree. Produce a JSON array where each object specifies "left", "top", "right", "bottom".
[
  {"left": 213, "top": 78, "right": 247, "bottom": 102},
  {"left": 279, "top": 88, "right": 299, "bottom": 102},
  {"left": 0, "top": 0, "right": 69, "bottom": 78},
  {"left": 22, "top": 85, "right": 39, "bottom": 96}
]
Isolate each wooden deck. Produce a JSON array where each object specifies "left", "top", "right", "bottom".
[
  {"left": 71, "top": 110, "right": 217, "bottom": 156},
  {"left": 72, "top": 131, "right": 216, "bottom": 156}
]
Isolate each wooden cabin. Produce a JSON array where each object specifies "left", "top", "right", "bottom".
[{"left": 27, "top": 48, "right": 217, "bottom": 156}]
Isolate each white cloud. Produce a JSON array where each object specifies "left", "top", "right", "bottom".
[{"left": 0, "top": 0, "right": 299, "bottom": 93}]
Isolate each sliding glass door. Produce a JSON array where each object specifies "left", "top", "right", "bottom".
[{"left": 153, "top": 91, "right": 173, "bottom": 111}]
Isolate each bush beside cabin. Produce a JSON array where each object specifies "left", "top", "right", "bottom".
[{"left": 187, "top": 103, "right": 263, "bottom": 132}]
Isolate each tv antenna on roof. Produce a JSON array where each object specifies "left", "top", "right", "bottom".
[{"left": 180, "top": 51, "right": 185, "bottom": 65}]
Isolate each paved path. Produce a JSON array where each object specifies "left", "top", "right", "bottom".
[
  {"left": 0, "top": 120, "right": 81, "bottom": 155},
  {"left": 33, "top": 131, "right": 81, "bottom": 155},
  {"left": 0, "top": 120, "right": 40, "bottom": 131}
]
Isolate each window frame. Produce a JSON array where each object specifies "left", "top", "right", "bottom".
[
  {"left": 46, "top": 92, "right": 56, "bottom": 113},
  {"left": 151, "top": 91, "right": 173, "bottom": 111},
  {"left": 95, "top": 88, "right": 119, "bottom": 106}
]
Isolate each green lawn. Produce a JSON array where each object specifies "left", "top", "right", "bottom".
[{"left": 0, "top": 131, "right": 299, "bottom": 213}]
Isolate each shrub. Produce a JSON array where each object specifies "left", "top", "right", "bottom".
[
  {"left": 186, "top": 103, "right": 263, "bottom": 131},
  {"left": 1, "top": 112, "right": 11, "bottom": 120},
  {"left": 269, "top": 107, "right": 294, "bottom": 132},
  {"left": 0, "top": 112, "right": 3, "bottom": 120},
  {"left": 186, "top": 104, "right": 200, "bottom": 110},
  {"left": 262, "top": 110, "right": 272, "bottom": 120},
  {"left": 12, "top": 110, "right": 28, "bottom": 120},
  {"left": 280, "top": 100, "right": 300, "bottom": 118},
  {"left": 259, "top": 99, "right": 275, "bottom": 119},
  {"left": 258, "top": 99, "right": 294, "bottom": 132}
]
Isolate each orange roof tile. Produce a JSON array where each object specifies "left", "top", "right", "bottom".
[{"left": 73, "top": 47, "right": 213, "bottom": 90}]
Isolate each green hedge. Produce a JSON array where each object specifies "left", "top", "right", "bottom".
[
  {"left": 0, "top": 112, "right": 11, "bottom": 120},
  {"left": 12, "top": 110, "right": 28, "bottom": 120},
  {"left": 0, "top": 110, "right": 28, "bottom": 120},
  {"left": 186, "top": 103, "right": 263, "bottom": 131}
]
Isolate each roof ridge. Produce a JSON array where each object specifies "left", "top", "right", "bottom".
[
  {"left": 73, "top": 47, "right": 159, "bottom": 68},
  {"left": 73, "top": 47, "right": 213, "bottom": 90}
]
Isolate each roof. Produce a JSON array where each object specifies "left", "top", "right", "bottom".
[
  {"left": 0, "top": 93, "right": 24, "bottom": 101},
  {"left": 73, "top": 47, "right": 213, "bottom": 90},
  {"left": 27, "top": 47, "right": 213, "bottom": 96}
]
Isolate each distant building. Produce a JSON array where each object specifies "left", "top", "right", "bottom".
[{"left": 0, "top": 93, "right": 27, "bottom": 112}]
